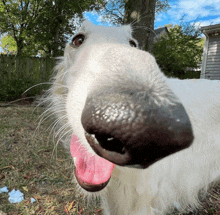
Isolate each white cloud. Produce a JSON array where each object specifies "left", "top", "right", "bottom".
[
  {"left": 156, "top": 13, "right": 169, "bottom": 22},
  {"left": 199, "top": 17, "right": 220, "bottom": 27},
  {"left": 168, "top": 0, "right": 220, "bottom": 24}
]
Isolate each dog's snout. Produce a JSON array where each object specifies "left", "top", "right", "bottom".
[{"left": 81, "top": 89, "right": 194, "bottom": 168}]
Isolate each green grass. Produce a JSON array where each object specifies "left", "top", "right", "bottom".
[
  {"left": 0, "top": 105, "right": 101, "bottom": 215},
  {"left": 0, "top": 105, "right": 220, "bottom": 215}
]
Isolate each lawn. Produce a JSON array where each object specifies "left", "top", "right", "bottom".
[
  {"left": 0, "top": 105, "right": 220, "bottom": 215},
  {"left": 0, "top": 105, "right": 101, "bottom": 215}
]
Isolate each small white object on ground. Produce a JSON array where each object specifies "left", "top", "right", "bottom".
[
  {"left": 31, "top": 197, "right": 36, "bottom": 203},
  {"left": 8, "top": 189, "right": 24, "bottom": 203},
  {"left": 0, "top": 187, "right": 8, "bottom": 193}
]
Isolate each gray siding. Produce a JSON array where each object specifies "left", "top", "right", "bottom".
[{"left": 204, "top": 35, "right": 220, "bottom": 80}]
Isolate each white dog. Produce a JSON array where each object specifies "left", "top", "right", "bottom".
[{"left": 47, "top": 21, "right": 220, "bottom": 214}]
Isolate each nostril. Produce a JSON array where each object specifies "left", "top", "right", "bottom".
[
  {"left": 85, "top": 132, "right": 131, "bottom": 166},
  {"left": 95, "top": 134, "right": 126, "bottom": 154}
]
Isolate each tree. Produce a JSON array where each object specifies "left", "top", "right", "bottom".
[
  {"left": 100, "top": 0, "right": 170, "bottom": 52},
  {"left": 0, "top": 0, "right": 170, "bottom": 56},
  {"left": 0, "top": 0, "right": 105, "bottom": 56},
  {"left": 100, "top": 0, "right": 170, "bottom": 25},
  {"left": 99, "top": 0, "right": 125, "bottom": 25},
  {"left": 0, "top": 34, "right": 17, "bottom": 54},
  {"left": 155, "top": 0, "right": 170, "bottom": 14},
  {"left": 124, "top": 0, "right": 156, "bottom": 51},
  {"left": 152, "top": 22, "right": 203, "bottom": 78}
]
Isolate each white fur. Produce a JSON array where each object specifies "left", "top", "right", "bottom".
[{"left": 47, "top": 21, "right": 220, "bottom": 214}]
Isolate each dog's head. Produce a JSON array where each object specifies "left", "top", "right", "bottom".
[{"left": 50, "top": 21, "right": 194, "bottom": 192}]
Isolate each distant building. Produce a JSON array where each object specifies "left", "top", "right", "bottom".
[
  {"left": 154, "top": 27, "right": 168, "bottom": 41},
  {"left": 200, "top": 24, "right": 220, "bottom": 80}
]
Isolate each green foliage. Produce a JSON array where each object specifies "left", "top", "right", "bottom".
[
  {"left": 0, "top": 75, "right": 35, "bottom": 101},
  {"left": 155, "top": 0, "right": 170, "bottom": 14},
  {"left": 0, "top": 0, "right": 105, "bottom": 57},
  {"left": 0, "top": 0, "right": 170, "bottom": 56},
  {"left": 1, "top": 35, "right": 17, "bottom": 54},
  {"left": 152, "top": 22, "right": 203, "bottom": 78}
]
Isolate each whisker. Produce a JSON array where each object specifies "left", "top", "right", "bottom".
[
  {"left": 132, "top": 26, "right": 157, "bottom": 37},
  {"left": 0, "top": 97, "right": 36, "bottom": 107},
  {"left": 52, "top": 127, "right": 72, "bottom": 158},
  {"left": 22, "top": 83, "right": 52, "bottom": 95},
  {"left": 48, "top": 115, "right": 68, "bottom": 136},
  {"left": 23, "top": 82, "right": 67, "bottom": 95}
]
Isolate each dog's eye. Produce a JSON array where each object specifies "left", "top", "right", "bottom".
[
  {"left": 129, "top": 40, "right": 137, "bottom": 47},
  {"left": 72, "top": 34, "right": 85, "bottom": 47}
]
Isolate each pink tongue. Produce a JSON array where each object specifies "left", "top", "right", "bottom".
[{"left": 70, "top": 134, "right": 115, "bottom": 185}]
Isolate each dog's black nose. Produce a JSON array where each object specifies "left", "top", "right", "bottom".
[{"left": 81, "top": 88, "right": 194, "bottom": 168}]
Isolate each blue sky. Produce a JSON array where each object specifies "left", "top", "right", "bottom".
[
  {"left": 155, "top": 0, "right": 220, "bottom": 28},
  {"left": 84, "top": 0, "right": 220, "bottom": 29}
]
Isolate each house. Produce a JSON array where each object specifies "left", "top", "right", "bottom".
[
  {"left": 200, "top": 24, "right": 220, "bottom": 80},
  {"left": 154, "top": 27, "right": 168, "bottom": 41}
]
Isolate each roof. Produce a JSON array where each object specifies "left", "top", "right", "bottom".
[
  {"left": 154, "top": 27, "right": 168, "bottom": 35},
  {"left": 200, "top": 23, "right": 220, "bottom": 34}
]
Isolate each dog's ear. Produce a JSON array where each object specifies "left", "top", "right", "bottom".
[
  {"left": 81, "top": 20, "right": 95, "bottom": 32},
  {"left": 122, "top": 24, "right": 132, "bottom": 34},
  {"left": 122, "top": 24, "right": 139, "bottom": 48}
]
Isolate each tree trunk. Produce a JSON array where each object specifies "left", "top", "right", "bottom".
[
  {"left": 16, "top": 39, "right": 24, "bottom": 56},
  {"left": 124, "top": 0, "right": 156, "bottom": 52}
]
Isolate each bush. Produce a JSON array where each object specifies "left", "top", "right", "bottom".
[
  {"left": 0, "top": 76, "right": 36, "bottom": 101},
  {"left": 152, "top": 23, "right": 203, "bottom": 79}
]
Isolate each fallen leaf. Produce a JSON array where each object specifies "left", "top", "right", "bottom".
[
  {"left": 22, "top": 186, "right": 28, "bottom": 192},
  {"left": 0, "top": 165, "right": 14, "bottom": 171},
  {"left": 68, "top": 200, "right": 75, "bottom": 211}
]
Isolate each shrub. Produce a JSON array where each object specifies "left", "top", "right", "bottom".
[{"left": 152, "top": 23, "right": 203, "bottom": 79}]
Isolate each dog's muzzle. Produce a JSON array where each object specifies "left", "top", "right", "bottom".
[{"left": 81, "top": 87, "right": 194, "bottom": 169}]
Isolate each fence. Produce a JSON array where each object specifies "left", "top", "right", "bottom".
[{"left": 0, "top": 55, "right": 56, "bottom": 101}]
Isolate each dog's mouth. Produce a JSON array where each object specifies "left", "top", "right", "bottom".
[{"left": 70, "top": 134, "right": 115, "bottom": 192}]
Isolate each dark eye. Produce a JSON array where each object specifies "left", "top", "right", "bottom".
[
  {"left": 72, "top": 34, "right": 85, "bottom": 47},
  {"left": 129, "top": 40, "right": 137, "bottom": 47}
]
